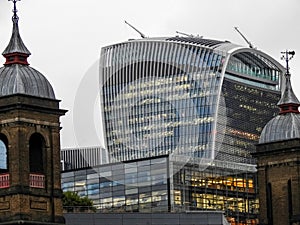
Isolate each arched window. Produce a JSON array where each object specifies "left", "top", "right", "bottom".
[
  {"left": 0, "top": 134, "right": 8, "bottom": 172},
  {"left": 29, "top": 133, "right": 45, "bottom": 173}
]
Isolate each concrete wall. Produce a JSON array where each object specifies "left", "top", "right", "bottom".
[{"left": 64, "top": 212, "right": 229, "bottom": 225}]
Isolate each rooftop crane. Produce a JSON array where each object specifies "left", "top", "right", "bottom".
[
  {"left": 234, "top": 27, "right": 254, "bottom": 49},
  {"left": 125, "top": 20, "right": 146, "bottom": 39}
]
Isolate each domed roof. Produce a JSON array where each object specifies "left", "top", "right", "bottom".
[
  {"left": 259, "top": 51, "right": 300, "bottom": 144},
  {"left": 259, "top": 113, "right": 300, "bottom": 144},
  {"left": 0, "top": 64, "right": 55, "bottom": 99},
  {"left": 0, "top": 3, "right": 56, "bottom": 100}
]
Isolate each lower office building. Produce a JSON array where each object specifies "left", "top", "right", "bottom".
[
  {"left": 61, "top": 146, "right": 109, "bottom": 170},
  {"left": 61, "top": 155, "right": 258, "bottom": 225}
]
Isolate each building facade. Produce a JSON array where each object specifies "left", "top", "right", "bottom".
[
  {"left": 254, "top": 52, "right": 300, "bottom": 225},
  {"left": 0, "top": 1, "right": 66, "bottom": 224},
  {"left": 93, "top": 36, "right": 287, "bottom": 224},
  {"left": 61, "top": 155, "right": 258, "bottom": 224},
  {"left": 61, "top": 147, "right": 109, "bottom": 171},
  {"left": 99, "top": 37, "right": 284, "bottom": 164},
  {"left": 60, "top": 35, "right": 288, "bottom": 224}
]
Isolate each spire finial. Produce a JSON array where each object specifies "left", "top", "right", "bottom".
[
  {"left": 281, "top": 50, "right": 295, "bottom": 76},
  {"left": 8, "top": 0, "right": 21, "bottom": 22},
  {"left": 277, "top": 50, "right": 300, "bottom": 114},
  {"left": 3, "top": 0, "right": 31, "bottom": 65}
]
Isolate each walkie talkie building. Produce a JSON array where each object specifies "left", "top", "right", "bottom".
[
  {"left": 100, "top": 37, "right": 284, "bottom": 164},
  {"left": 94, "top": 36, "right": 285, "bottom": 224}
]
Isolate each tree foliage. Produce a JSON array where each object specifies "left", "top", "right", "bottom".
[{"left": 62, "top": 191, "right": 95, "bottom": 212}]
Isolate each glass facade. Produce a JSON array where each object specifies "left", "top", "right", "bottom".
[
  {"left": 216, "top": 78, "right": 280, "bottom": 164},
  {"left": 100, "top": 40, "right": 227, "bottom": 163},
  {"left": 170, "top": 158, "right": 258, "bottom": 224},
  {"left": 62, "top": 156, "right": 169, "bottom": 213},
  {"left": 61, "top": 155, "right": 258, "bottom": 224},
  {"left": 68, "top": 36, "right": 286, "bottom": 225},
  {"left": 99, "top": 38, "right": 284, "bottom": 164},
  {"left": 0, "top": 140, "right": 7, "bottom": 170}
]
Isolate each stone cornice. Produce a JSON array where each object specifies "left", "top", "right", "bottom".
[{"left": 0, "top": 117, "right": 60, "bottom": 128}]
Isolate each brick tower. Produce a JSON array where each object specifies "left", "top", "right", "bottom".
[
  {"left": 254, "top": 51, "right": 300, "bottom": 225},
  {"left": 0, "top": 1, "right": 67, "bottom": 224}
]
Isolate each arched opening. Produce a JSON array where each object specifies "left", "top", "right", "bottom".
[
  {"left": 29, "top": 133, "right": 45, "bottom": 173},
  {"left": 29, "top": 133, "right": 46, "bottom": 188},
  {"left": 0, "top": 134, "right": 9, "bottom": 189},
  {"left": 0, "top": 134, "right": 8, "bottom": 172}
]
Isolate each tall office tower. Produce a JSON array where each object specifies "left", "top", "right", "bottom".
[{"left": 100, "top": 37, "right": 284, "bottom": 164}]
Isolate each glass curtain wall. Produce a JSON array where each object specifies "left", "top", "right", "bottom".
[
  {"left": 171, "top": 160, "right": 258, "bottom": 225},
  {"left": 100, "top": 41, "right": 226, "bottom": 163},
  {"left": 62, "top": 156, "right": 169, "bottom": 212},
  {"left": 61, "top": 156, "right": 258, "bottom": 224}
]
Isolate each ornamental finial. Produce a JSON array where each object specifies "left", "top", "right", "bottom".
[
  {"left": 281, "top": 50, "right": 295, "bottom": 76},
  {"left": 8, "top": 0, "right": 21, "bottom": 22}
]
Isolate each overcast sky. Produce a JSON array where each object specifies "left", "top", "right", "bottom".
[{"left": 0, "top": 0, "right": 299, "bottom": 148}]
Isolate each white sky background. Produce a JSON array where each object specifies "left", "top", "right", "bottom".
[{"left": 0, "top": 0, "right": 299, "bottom": 148}]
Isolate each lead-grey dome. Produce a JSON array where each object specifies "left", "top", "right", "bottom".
[
  {"left": 0, "top": 8, "right": 56, "bottom": 99},
  {"left": 259, "top": 52, "right": 300, "bottom": 144},
  {"left": 259, "top": 113, "right": 300, "bottom": 144},
  {"left": 0, "top": 64, "right": 55, "bottom": 99}
]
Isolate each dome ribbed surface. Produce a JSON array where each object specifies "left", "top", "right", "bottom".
[
  {"left": 0, "top": 4, "right": 56, "bottom": 100},
  {"left": 259, "top": 113, "right": 300, "bottom": 144},
  {"left": 0, "top": 64, "right": 55, "bottom": 99},
  {"left": 259, "top": 54, "right": 300, "bottom": 145}
]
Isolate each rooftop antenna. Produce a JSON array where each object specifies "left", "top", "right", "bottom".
[
  {"left": 125, "top": 20, "right": 146, "bottom": 38},
  {"left": 176, "top": 31, "right": 203, "bottom": 38},
  {"left": 234, "top": 27, "right": 254, "bottom": 48}
]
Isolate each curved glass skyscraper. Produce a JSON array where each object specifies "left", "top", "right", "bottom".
[
  {"left": 100, "top": 36, "right": 284, "bottom": 164},
  {"left": 61, "top": 36, "right": 288, "bottom": 224}
]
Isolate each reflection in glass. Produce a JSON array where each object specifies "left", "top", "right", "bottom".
[{"left": 0, "top": 140, "right": 7, "bottom": 170}]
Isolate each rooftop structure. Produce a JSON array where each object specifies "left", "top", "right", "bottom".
[
  {"left": 0, "top": 0, "right": 55, "bottom": 99},
  {"left": 0, "top": 1, "right": 66, "bottom": 224},
  {"left": 255, "top": 51, "right": 300, "bottom": 225},
  {"left": 259, "top": 51, "right": 300, "bottom": 144},
  {"left": 61, "top": 146, "right": 109, "bottom": 171}
]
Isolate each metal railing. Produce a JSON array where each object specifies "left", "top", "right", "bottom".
[
  {"left": 0, "top": 173, "right": 9, "bottom": 188},
  {"left": 29, "top": 173, "right": 45, "bottom": 188}
]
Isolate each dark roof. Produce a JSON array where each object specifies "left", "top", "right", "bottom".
[
  {"left": 259, "top": 71, "right": 300, "bottom": 144},
  {"left": 0, "top": 9, "right": 56, "bottom": 99},
  {"left": 2, "top": 18, "right": 31, "bottom": 56},
  {"left": 0, "top": 64, "right": 55, "bottom": 99},
  {"left": 277, "top": 74, "right": 300, "bottom": 106},
  {"left": 259, "top": 113, "right": 300, "bottom": 144},
  {"left": 166, "top": 36, "right": 227, "bottom": 48}
]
